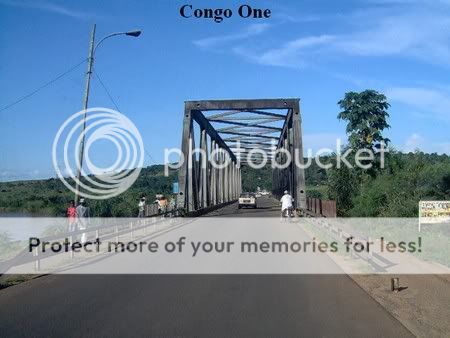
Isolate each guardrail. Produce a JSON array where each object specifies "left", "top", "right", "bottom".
[
  {"left": 307, "top": 217, "right": 395, "bottom": 272},
  {"left": 0, "top": 208, "right": 183, "bottom": 273},
  {"left": 306, "top": 197, "right": 337, "bottom": 217},
  {"left": 145, "top": 204, "right": 179, "bottom": 217}
]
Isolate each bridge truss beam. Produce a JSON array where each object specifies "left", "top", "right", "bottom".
[{"left": 177, "top": 99, "right": 306, "bottom": 213}]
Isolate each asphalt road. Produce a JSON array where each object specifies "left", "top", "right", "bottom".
[
  {"left": 204, "top": 195, "right": 281, "bottom": 217},
  {"left": 0, "top": 197, "right": 413, "bottom": 337}
]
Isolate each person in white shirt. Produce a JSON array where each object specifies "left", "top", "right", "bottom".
[
  {"left": 138, "top": 197, "right": 146, "bottom": 218},
  {"left": 76, "top": 198, "right": 90, "bottom": 243},
  {"left": 280, "top": 190, "right": 294, "bottom": 217}
]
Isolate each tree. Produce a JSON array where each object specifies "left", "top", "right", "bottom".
[
  {"left": 327, "top": 164, "right": 359, "bottom": 216},
  {"left": 442, "top": 173, "right": 450, "bottom": 195},
  {"left": 338, "top": 90, "right": 390, "bottom": 151}
]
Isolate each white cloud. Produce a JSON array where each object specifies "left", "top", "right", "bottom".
[
  {"left": 193, "top": 23, "right": 271, "bottom": 48},
  {"left": 404, "top": 133, "right": 426, "bottom": 152},
  {"left": 335, "top": 12, "right": 450, "bottom": 65},
  {"left": 195, "top": 3, "right": 450, "bottom": 69},
  {"left": 0, "top": 168, "right": 53, "bottom": 182},
  {"left": 275, "top": 13, "right": 321, "bottom": 23},
  {"left": 402, "top": 133, "right": 450, "bottom": 154},
  {"left": 0, "top": 171, "right": 11, "bottom": 177},
  {"left": 386, "top": 87, "right": 450, "bottom": 122},
  {"left": 249, "top": 10, "right": 450, "bottom": 67},
  {"left": 235, "top": 35, "right": 335, "bottom": 68},
  {"left": 0, "top": 0, "right": 95, "bottom": 19},
  {"left": 365, "top": 0, "right": 450, "bottom": 4}
]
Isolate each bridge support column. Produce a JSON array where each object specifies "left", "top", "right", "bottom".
[
  {"left": 178, "top": 103, "right": 239, "bottom": 214},
  {"left": 272, "top": 100, "right": 306, "bottom": 212},
  {"left": 199, "top": 128, "right": 208, "bottom": 209},
  {"left": 292, "top": 101, "right": 306, "bottom": 211},
  {"left": 209, "top": 140, "right": 217, "bottom": 206},
  {"left": 178, "top": 99, "right": 302, "bottom": 215}
]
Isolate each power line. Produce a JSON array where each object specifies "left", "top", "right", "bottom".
[
  {"left": 93, "top": 69, "right": 121, "bottom": 112},
  {"left": 0, "top": 58, "right": 87, "bottom": 113},
  {"left": 93, "top": 69, "right": 157, "bottom": 165}
]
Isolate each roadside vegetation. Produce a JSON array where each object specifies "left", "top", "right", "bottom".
[
  {"left": 0, "top": 165, "right": 177, "bottom": 217},
  {"left": 0, "top": 90, "right": 449, "bottom": 219},
  {"left": 327, "top": 90, "right": 450, "bottom": 217}
]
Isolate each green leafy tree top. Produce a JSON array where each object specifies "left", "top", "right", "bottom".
[{"left": 338, "top": 90, "right": 391, "bottom": 151}]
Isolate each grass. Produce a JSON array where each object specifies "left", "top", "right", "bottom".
[
  {"left": 0, "top": 274, "right": 39, "bottom": 290},
  {"left": 336, "top": 220, "right": 450, "bottom": 267}
]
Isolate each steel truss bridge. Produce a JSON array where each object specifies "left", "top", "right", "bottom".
[{"left": 177, "top": 99, "right": 306, "bottom": 214}]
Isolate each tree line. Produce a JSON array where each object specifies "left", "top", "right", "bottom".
[{"left": 1, "top": 90, "right": 448, "bottom": 217}]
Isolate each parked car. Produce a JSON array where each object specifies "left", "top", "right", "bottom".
[{"left": 238, "top": 193, "right": 257, "bottom": 209}]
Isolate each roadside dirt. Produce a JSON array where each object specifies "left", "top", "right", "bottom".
[{"left": 351, "top": 274, "right": 450, "bottom": 338}]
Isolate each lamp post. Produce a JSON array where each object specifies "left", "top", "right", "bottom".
[{"left": 74, "top": 24, "right": 142, "bottom": 205}]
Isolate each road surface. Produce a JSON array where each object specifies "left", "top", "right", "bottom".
[
  {"left": 0, "top": 197, "right": 413, "bottom": 337},
  {"left": 204, "top": 194, "right": 281, "bottom": 217}
]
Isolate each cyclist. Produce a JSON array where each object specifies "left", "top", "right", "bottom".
[{"left": 280, "top": 190, "right": 294, "bottom": 218}]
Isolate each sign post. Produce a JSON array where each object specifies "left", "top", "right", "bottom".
[{"left": 418, "top": 201, "right": 450, "bottom": 232}]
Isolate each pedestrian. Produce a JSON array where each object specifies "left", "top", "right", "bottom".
[
  {"left": 154, "top": 196, "right": 161, "bottom": 214},
  {"left": 169, "top": 197, "right": 176, "bottom": 210},
  {"left": 160, "top": 196, "right": 168, "bottom": 214},
  {"left": 76, "top": 198, "right": 90, "bottom": 243},
  {"left": 138, "top": 196, "right": 146, "bottom": 218},
  {"left": 280, "top": 190, "right": 294, "bottom": 218},
  {"left": 66, "top": 200, "right": 77, "bottom": 232}
]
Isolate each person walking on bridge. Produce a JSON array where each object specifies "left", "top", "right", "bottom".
[
  {"left": 66, "top": 200, "right": 77, "bottom": 232},
  {"left": 280, "top": 190, "right": 294, "bottom": 218},
  {"left": 76, "top": 198, "right": 90, "bottom": 243},
  {"left": 138, "top": 196, "right": 146, "bottom": 218}
]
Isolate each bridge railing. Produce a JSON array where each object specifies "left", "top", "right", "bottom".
[
  {"left": 145, "top": 204, "right": 179, "bottom": 217},
  {"left": 306, "top": 197, "right": 336, "bottom": 217},
  {"left": 307, "top": 217, "right": 393, "bottom": 272},
  {"left": 0, "top": 209, "right": 183, "bottom": 273}
]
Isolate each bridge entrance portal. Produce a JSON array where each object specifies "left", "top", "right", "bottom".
[{"left": 177, "top": 99, "right": 306, "bottom": 214}]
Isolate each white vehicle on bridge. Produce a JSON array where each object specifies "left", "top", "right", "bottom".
[{"left": 238, "top": 193, "right": 257, "bottom": 209}]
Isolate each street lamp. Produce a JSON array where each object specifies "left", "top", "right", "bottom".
[
  {"left": 126, "top": 30, "right": 142, "bottom": 37},
  {"left": 74, "top": 24, "right": 142, "bottom": 204}
]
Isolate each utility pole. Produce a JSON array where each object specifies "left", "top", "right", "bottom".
[
  {"left": 72, "top": 25, "right": 141, "bottom": 204},
  {"left": 74, "top": 24, "right": 96, "bottom": 205}
]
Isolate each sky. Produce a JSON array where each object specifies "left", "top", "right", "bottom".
[{"left": 1, "top": 0, "right": 450, "bottom": 181}]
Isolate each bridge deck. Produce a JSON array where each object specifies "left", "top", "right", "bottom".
[
  {"left": 0, "top": 212, "right": 412, "bottom": 337},
  {"left": 203, "top": 195, "right": 281, "bottom": 217}
]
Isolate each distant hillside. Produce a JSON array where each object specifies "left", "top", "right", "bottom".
[
  {"left": 240, "top": 160, "right": 327, "bottom": 193},
  {"left": 0, "top": 162, "right": 323, "bottom": 217},
  {"left": 0, "top": 165, "right": 177, "bottom": 217},
  {"left": 1, "top": 151, "right": 448, "bottom": 217}
]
